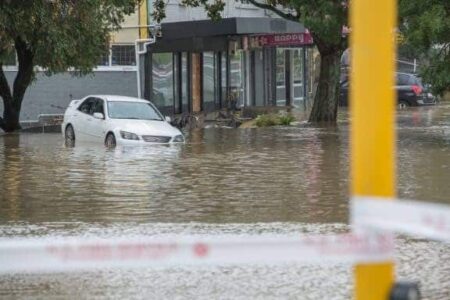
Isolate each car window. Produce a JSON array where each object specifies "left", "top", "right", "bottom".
[
  {"left": 92, "top": 98, "right": 105, "bottom": 115},
  {"left": 396, "top": 74, "right": 411, "bottom": 85},
  {"left": 397, "top": 73, "right": 416, "bottom": 85},
  {"left": 107, "top": 101, "right": 163, "bottom": 121},
  {"left": 406, "top": 75, "right": 415, "bottom": 85},
  {"left": 78, "top": 98, "right": 96, "bottom": 115}
]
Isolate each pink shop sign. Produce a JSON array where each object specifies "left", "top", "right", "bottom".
[{"left": 250, "top": 32, "right": 314, "bottom": 47}]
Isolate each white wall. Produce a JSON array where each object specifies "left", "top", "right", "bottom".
[{"left": 156, "top": 0, "right": 271, "bottom": 23}]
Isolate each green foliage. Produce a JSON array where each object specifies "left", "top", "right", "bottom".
[
  {"left": 278, "top": 114, "right": 295, "bottom": 125},
  {"left": 291, "top": 1, "right": 348, "bottom": 49},
  {"left": 399, "top": 0, "right": 450, "bottom": 95},
  {"left": 0, "top": 0, "right": 140, "bottom": 75},
  {"left": 255, "top": 114, "right": 278, "bottom": 127},
  {"left": 255, "top": 114, "right": 295, "bottom": 127}
]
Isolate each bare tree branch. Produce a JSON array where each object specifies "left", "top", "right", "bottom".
[{"left": 245, "top": 0, "right": 298, "bottom": 22}]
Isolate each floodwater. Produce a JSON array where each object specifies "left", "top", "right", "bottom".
[{"left": 0, "top": 104, "right": 449, "bottom": 299}]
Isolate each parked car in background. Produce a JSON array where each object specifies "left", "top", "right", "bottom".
[
  {"left": 62, "top": 95, "right": 184, "bottom": 147},
  {"left": 339, "top": 72, "right": 436, "bottom": 108}
]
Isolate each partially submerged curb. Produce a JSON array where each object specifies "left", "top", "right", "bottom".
[{"left": 20, "top": 125, "right": 61, "bottom": 133}]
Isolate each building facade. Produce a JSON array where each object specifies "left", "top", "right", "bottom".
[
  {"left": 1, "top": 1, "right": 318, "bottom": 122},
  {"left": 144, "top": 18, "right": 316, "bottom": 116}
]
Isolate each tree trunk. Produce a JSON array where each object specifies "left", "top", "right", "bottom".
[
  {"left": 0, "top": 66, "right": 16, "bottom": 132},
  {"left": 2, "top": 103, "right": 21, "bottom": 132},
  {"left": 0, "top": 38, "right": 34, "bottom": 132},
  {"left": 308, "top": 50, "right": 342, "bottom": 123}
]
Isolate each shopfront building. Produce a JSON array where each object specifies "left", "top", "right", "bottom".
[{"left": 143, "top": 17, "right": 315, "bottom": 116}]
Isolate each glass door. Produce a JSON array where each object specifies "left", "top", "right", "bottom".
[{"left": 292, "top": 48, "right": 305, "bottom": 108}]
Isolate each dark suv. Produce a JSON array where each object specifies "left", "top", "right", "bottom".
[{"left": 339, "top": 72, "right": 436, "bottom": 108}]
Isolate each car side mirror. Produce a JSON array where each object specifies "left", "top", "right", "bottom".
[
  {"left": 93, "top": 112, "right": 104, "bottom": 119},
  {"left": 165, "top": 116, "right": 171, "bottom": 123}
]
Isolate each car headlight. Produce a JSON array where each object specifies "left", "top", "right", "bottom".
[
  {"left": 120, "top": 131, "right": 140, "bottom": 140},
  {"left": 173, "top": 135, "right": 184, "bottom": 143}
]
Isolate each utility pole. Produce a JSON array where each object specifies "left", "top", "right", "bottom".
[{"left": 351, "top": 0, "right": 397, "bottom": 299}]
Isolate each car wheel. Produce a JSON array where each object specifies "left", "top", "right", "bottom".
[
  {"left": 398, "top": 101, "right": 409, "bottom": 109},
  {"left": 105, "top": 133, "right": 116, "bottom": 148},
  {"left": 65, "top": 125, "right": 75, "bottom": 147}
]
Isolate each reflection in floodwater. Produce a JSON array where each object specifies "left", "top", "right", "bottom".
[
  {"left": 1, "top": 136, "right": 22, "bottom": 221},
  {"left": 0, "top": 104, "right": 449, "bottom": 298}
]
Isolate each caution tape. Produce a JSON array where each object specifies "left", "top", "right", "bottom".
[
  {"left": 351, "top": 197, "right": 450, "bottom": 242},
  {"left": 0, "top": 197, "right": 448, "bottom": 274},
  {"left": 0, "top": 232, "right": 394, "bottom": 274}
]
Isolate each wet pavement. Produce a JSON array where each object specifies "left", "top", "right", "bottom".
[{"left": 0, "top": 104, "right": 449, "bottom": 299}]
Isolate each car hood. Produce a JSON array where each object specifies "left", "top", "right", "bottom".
[{"left": 110, "top": 119, "right": 181, "bottom": 136}]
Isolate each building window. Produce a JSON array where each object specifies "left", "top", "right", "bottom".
[
  {"left": 174, "top": 53, "right": 181, "bottom": 114},
  {"left": 230, "top": 51, "right": 245, "bottom": 107},
  {"left": 181, "top": 52, "right": 189, "bottom": 112},
  {"left": 168, "top": 52, "right": 189, "bottom": 114},
  {"left": 276, "top": 48, "right": 286, "bottom": 106},
  {"left": 96, "top": 44, "right": 136, "bottom": 67},
  {"left": 152, "top": 53, "right": 174, "bottom": 111},
  {"left": 111, "top": 45, "right": 136, "bottom": 66},
  {"left": 292, "top": 48, "right": 305, "bottom": 107},
  {"left": 203, "top": 52, "right": 216, "bottom": 112},
  {"left": 221, "top": 52, "right": 228, "bottom": 109}
]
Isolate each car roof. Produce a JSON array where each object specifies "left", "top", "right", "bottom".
[
  {"left": 341, "top": 72, "right": 418, "bottom": 78},
  {"left": 87, "top": 95, "right": 151, "bottom": 103},
  {"left": 396, "top": 72, "right": 418, "bottom": 78}
]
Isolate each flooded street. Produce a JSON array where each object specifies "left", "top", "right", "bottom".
[{"left": 1, "top": 105, "right": 449, "bottom": 299}]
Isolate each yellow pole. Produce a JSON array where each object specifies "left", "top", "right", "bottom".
[
  {"left": 350, "top": 0, "right": 397, "bottom": 299},
  {"left": 139, "top": 0, "right": 148, "bottom": 39}
]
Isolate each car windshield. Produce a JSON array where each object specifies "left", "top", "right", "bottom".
[{"left": 107, "top": 101, "right": 163, "bottom": 120}]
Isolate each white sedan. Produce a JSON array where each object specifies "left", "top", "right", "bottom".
[{"left": 62, "top": 95, "right": 184, "bottom": 147}]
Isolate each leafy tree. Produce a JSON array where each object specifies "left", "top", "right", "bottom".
[
  {"left": 0, "top": 0, "right": 140, "bottom": 132},
  {"left": 399, "top": 0, "right": 450, "bottom": 96},
  {"left": 153, "top": 0, "right": 348, "bottom": 123}
]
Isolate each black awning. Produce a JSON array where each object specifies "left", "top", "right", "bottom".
[
  {"left": 161, "top": 17, "right": 306, "bottom": 39},
  {"left": 149, "top": 17, "right": 306, "bottom": 53}
]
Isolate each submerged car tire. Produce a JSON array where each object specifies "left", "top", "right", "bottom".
[
  {"left": 398, "top": 101, "right": 409, "bottom": 109},
  {"left": 105, "top": 133, "right": 116, "bottom": 148},
  {"left": 65, "top": 125, "right": 75, "bottom": 147}
]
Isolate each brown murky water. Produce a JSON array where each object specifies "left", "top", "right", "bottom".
[{"left": 0, "top": 104, "right": 449, "bottom": 299}]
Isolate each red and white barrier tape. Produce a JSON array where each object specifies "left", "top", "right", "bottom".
[
  {"left": 351, "top": 197, "right": 450, "bottom": 242},
  {"left": 0, "top": 197, "right": 448, "bottom": 273},
  {"left": 0, "top": 233, "right": 393, "bottom": 274}
]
